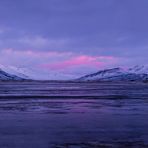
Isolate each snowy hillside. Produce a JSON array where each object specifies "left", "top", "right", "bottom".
[
  {"left": 11, "top": 67, "right": 75, "bottom": 80},
  {"left": 0, "top": 65, "right": 29, "bottom": 79},
  {"left": 0, "top": 64, "right": 75, "bottom": 80},
  {"left": 128, "top": 65, "right": 148, "bottom": 74},
  {"left": 78, "top": 66, "right": 148, "bottom": 82},
  {"left": 0, "top": 68, "right": 25, "bottom": 80}
]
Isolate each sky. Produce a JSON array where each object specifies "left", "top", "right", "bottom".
[{"left": 0, "top": 0, "right": 148, "bottom": 78}]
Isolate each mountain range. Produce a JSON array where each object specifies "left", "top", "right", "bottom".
[
  {"left": 78, "top": 65, "right": 148, "bottom": 82},
  {"left": 0, "top": 64, "right": 74, "bottom": 81},
  {"left": 0, "top": 65, "right": 148, "bottom": 82}
]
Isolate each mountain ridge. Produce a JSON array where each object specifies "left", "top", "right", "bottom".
[
  {"left": 0, "top": 68, "right": 25, "bottom": 80},
  {"left": 0, "top": 64, "right": 74, "bottom": 80},
  {"left": 1, "top": 64, "right": 148, "bottom": 81},
  {"left": 78, "top": 65, "right": 148, "bottom": 82}
]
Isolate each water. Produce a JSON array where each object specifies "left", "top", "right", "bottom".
[{"left": 0, "top": 81, "right": 148, "bottom": 147}]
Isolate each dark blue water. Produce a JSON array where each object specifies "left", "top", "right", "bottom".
[{"left": 0, "top": 98, "right": 148, "bottom": 147}]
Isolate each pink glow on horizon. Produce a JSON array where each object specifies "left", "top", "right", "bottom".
[
  {"left": 1, "top": 48, "right": 118, "bottom": 72},
  {"left": 41, "top": 55, "right": 116, "bottom": 70}
]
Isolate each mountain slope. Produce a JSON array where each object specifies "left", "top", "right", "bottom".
[
  {"left": 0, "top": 69, "right": 25, "bottom": 80},
  {"left": 7, "top": 67, "right": 75, "bottom": 80},
  {"left": 78, "top": 66, "right": 148, "bottom": 82},
  {"left": 0, "top": 64, "right": 75, "bottom": 80},
  {"left": 128, "top": 65, "right": 148, "bottom": 74}
]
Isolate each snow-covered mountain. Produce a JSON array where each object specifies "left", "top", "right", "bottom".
[
  {"left": 128, "top": 65, "right": 148, "bottom": 74},
  {"left": 10, "top": 67, "right": 74, "bottom": 80},
  {"left": 0, "top": 68, "right": 25, "bottom": 80},
  {"left": 0, "top": 64, "right": 75, "bottom": 80},
  {"left": 0, "top": 65, "right": 29, "bottom": 79},
  {"left": 1, "top": 64, "right": 148, "bottom": 81},
  {"left": 78, "top": 66, "right": 148, "bottom": 82}
]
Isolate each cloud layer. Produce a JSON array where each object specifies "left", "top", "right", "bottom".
[{"left": 0, "top": 0, "right": 148, "bottom": 77}]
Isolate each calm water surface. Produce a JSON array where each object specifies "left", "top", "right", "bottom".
[
  {"left": 0, "top": 82, "right": 148, "bottom": 147},
  {"left": 0, "top": 98, "right": 148, "bottom": 147}
]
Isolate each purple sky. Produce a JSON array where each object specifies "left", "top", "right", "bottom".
[{"left": 0, "top": 0, "right": 148, "bottom": 76}]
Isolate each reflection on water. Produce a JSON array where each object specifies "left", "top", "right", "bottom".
[{"left": 0, "top": 98, "right": 148, "bottom": 147}]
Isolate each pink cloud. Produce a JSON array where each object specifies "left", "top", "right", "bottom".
[
  {"left": 0, "top": 48, "right": 119, "bottom": 75},
  {"left": 41, "top": 55, "right": 116, "bottom": 70}
]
